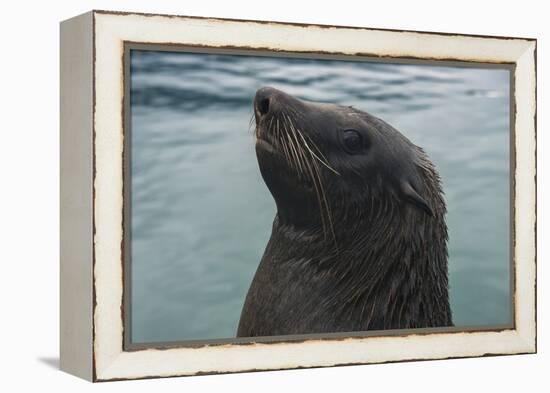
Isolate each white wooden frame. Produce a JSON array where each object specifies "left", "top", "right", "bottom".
[{"left": 60, "top": 10, "right": 537, "bottom": 382}]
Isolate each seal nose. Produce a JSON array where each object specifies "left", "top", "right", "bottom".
[{"left": 254, "top": 87, "right": 279, "bottom": 120}]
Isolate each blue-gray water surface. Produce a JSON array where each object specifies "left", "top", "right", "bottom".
[{"left": 130, "top": 50, "right": 511, "bottom": 343}]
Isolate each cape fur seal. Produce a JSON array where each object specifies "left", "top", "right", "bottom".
[{"left": 237, "top": 86, "right": 452, "bottom": 337}]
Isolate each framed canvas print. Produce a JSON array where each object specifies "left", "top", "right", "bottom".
[{"left": 60, "top": 10, "right": 537, "bottom": 382}]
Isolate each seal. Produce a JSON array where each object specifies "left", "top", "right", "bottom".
[{"left": 237, "top": 87, "right": 452, "bottom": 337}]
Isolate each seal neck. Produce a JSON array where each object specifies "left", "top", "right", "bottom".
[{"left": 268, "top": 203, "right": 452, "bottom": 329}]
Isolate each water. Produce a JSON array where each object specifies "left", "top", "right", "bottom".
[{"left": 130, "top": 49, "right": 511, "bottom": 343}]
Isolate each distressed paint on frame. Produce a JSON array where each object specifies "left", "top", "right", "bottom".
[{"left": 83, "top": 10, "right": 536, "bottom": 381}]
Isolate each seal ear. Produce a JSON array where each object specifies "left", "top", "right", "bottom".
[{"left": 401, "top": 181, "right": 433, "bottom": 216}]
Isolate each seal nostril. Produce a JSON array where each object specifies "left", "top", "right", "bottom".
[{"left": 258, "top": 98, "right": 270, "bottom": 116}]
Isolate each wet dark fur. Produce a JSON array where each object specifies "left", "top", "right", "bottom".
[{"left": 237, "top": 87, "right": 452, "bottom": 337}]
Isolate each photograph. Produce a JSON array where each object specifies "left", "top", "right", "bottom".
[
  {"left": 1, "top": 1, "right": 544, "bottom": 390},
  {"left": 58, "top": 10, "right": 537, "bottom": 381},
  {"left": 127, "top": 47, "right": 512, "bottom": 345}
]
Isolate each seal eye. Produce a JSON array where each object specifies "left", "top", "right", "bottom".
[{"left": 342, "top": 129, "right": 363, "bottom": 153}]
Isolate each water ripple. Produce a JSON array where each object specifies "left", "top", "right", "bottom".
[{"left": 130, "top": 49, "right": 511, "bottom": 342}]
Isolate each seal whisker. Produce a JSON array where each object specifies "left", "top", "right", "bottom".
[
  {"left": 299, "top": 140, "right": 329, "bottom": 237},
  {"left": 281, "top": 135, "right": 292, "bottom": 166},
  {"left": 283, "top": 117, "right": 302, "bottom": 174},
  {"left": 296, "top": 128, "right": 341, "bottom": 176},
  {"left": 283, "top": 113, "right": 309, "bottom": 179},
  {"left": 275, "top": 119, "right": 288, "bottom": 162},
  {"left": 301, "top": 132, "right": 335, "bottom": 172},
  {"left": 279, "top": 120, "right": 295, "bottom": 169},
  {"left": 283, "top": 113, "right": 317, "bottom": 184},
  {"left": 283, "top": 111, "right": 340, "bottom": 176},
  {"left": 281, "top": 113, "right": 330, "bottom": 236},
  {"left": 268, "top": 116, "right": 274, "bottom": 135},
  {"left": 311, "top": 158, "right": 339, "bottom": 251},
  {"left": 287, "top": 116, "right": 339, "bottom": 248},
  {"left": 281, "top": 120, "right": 296, "bottom": 169},
  {"left": 282, "top": 118, "right": 305, "bottom": 175},
  {"left": 283, "top": 113, "right": 339, "bottom": 250},
  {"left": 278, "top": 122, "right": 290, "bottom": 163}
]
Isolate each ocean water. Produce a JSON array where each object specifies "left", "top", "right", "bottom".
[{"left": 130, "top": 49, "right": 511, "bottom": 343}]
